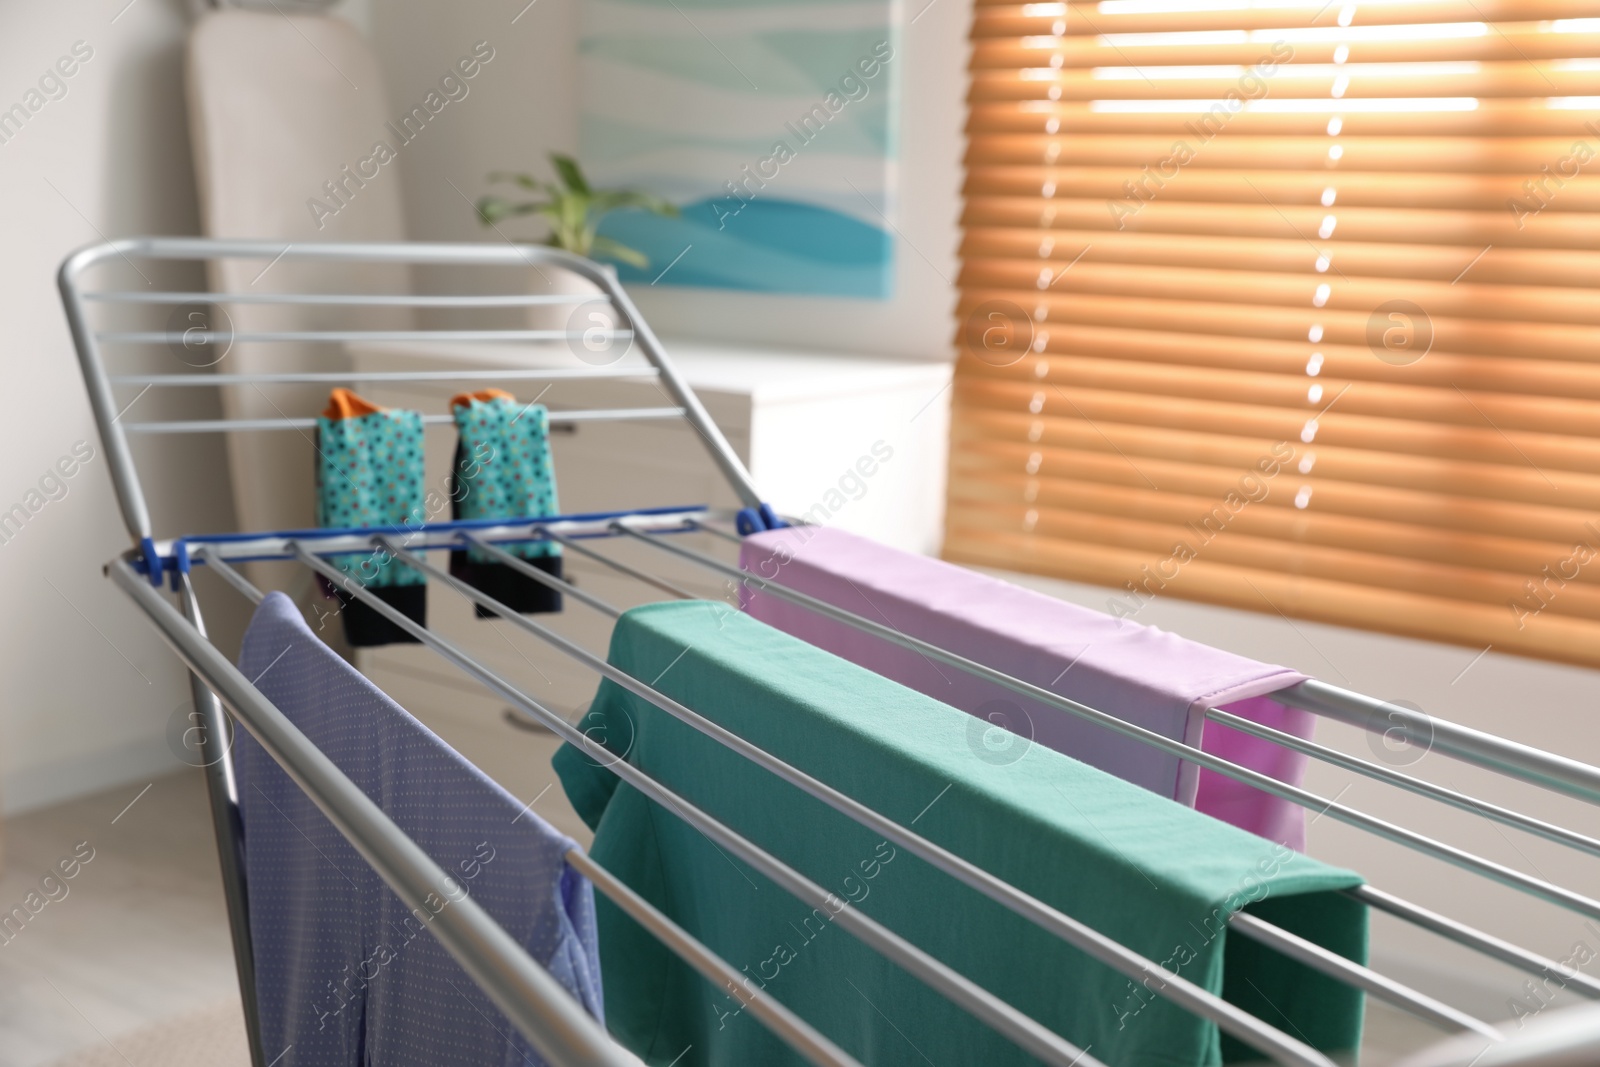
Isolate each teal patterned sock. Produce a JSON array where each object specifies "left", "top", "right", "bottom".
[
  {"left": 315, "top": 390, "right": 426, "bottom": 589},
  {"left": 450, "top": 390, "right": 562, "bottom": 561}
]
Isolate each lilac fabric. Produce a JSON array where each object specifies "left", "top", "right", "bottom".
[{"left": 738, "top": 527, "right": 1315, "bottom": 849}]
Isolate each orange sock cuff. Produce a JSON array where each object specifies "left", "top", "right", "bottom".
[
  {"left": 322, "top": 388, "right": 386, "bottom": 420},
  {"left": 449, "top": 388, "right": 517, "bottom": 411}
]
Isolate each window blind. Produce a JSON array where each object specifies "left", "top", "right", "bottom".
[{"left": 948, "top": 0, "right": 1600, "bottom": 667}]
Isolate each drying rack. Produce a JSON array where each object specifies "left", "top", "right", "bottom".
[{"left": 60, "top": 237, "right": 1600, "bottom": 1067}]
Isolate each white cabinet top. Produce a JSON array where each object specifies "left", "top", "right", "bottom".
[
  {"left": 346, "top": 338, "right": 951, "bottom": 407},
  {"left": 654, "top": 340, "right": 951, "bottom": 404}
]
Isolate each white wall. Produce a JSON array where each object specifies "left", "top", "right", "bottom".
[
  {"left": 0, "top": 0, "right": 220, "bottom": 814},
  {"left": 0, "top": 0, "right": 362, "bottom": 816}
]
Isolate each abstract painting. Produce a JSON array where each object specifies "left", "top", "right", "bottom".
[{"left": 578, "top": 0, "right": 901, "bottom": 298}]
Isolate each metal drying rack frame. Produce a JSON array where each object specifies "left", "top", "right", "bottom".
[{"left": 61, "top": 237, "right": 1600, "bottom": 1067}]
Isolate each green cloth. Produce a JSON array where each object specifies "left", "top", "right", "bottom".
[{"left": 554, "top": 601, "right": 1368, "bottom": 1067}]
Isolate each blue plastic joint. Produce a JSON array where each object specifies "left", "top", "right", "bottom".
[
  {"left": 170, "top": 541, "right": 192, "bottom": 591},
  {"left": 734, "top": 504, "right": 788, "bottom": 536},
  {"left": 140, "top": 537, "right": 164, "bottom": 587}
]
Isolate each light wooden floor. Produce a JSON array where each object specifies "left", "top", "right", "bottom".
[{"left": 0, "top": 771, "right": 239, "bottom": 1067}]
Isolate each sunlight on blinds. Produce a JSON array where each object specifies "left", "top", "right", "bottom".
[{"left": 949, "top": 0, "right": 1600, "bottom": 667}]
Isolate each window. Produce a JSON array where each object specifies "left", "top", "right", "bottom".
[{"left": 949, "top": 1, "right": 1600, "bottom": 667}]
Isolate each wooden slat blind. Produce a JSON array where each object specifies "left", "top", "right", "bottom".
[{"left": 948, "top": 0, "right": 1600, "bottom": 666}]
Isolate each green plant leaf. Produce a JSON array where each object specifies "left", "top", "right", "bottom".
[
  {"left": 549, "top": 153, "right": 591, "bottom": 196},
  {"left": 533, "top": 194, "right": 588, "bottom": 254},
  {"left": 589, "top": 189, "right": 680, "bottom": 218},
  {"left": 590, "top": 235, "right": 650, "bottom": 269},
  {"left": 478, "top": 196, "right": 546, "bottom": 226},
  {"left": 476, "top": 196, "right": 512, "bottom": 225},
  {"left": 480, "top": 157, "right": 675, "bottom": 249}
]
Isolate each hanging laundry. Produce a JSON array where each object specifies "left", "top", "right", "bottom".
[
  {"left": 739, "top": 526, "right": 1317, "bottom": 849},
  {"left": 315, "top": 387, "right": 427, "bottom": 646},
  {"left": 235, "top": 591, "right": 604, "bottom": 1066},
  {"left": 554, "top": 600, "right": 1366, "bottom": 1067},
  {"left": 448, "top": 389, "right": 564, "bottom": 617}
]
